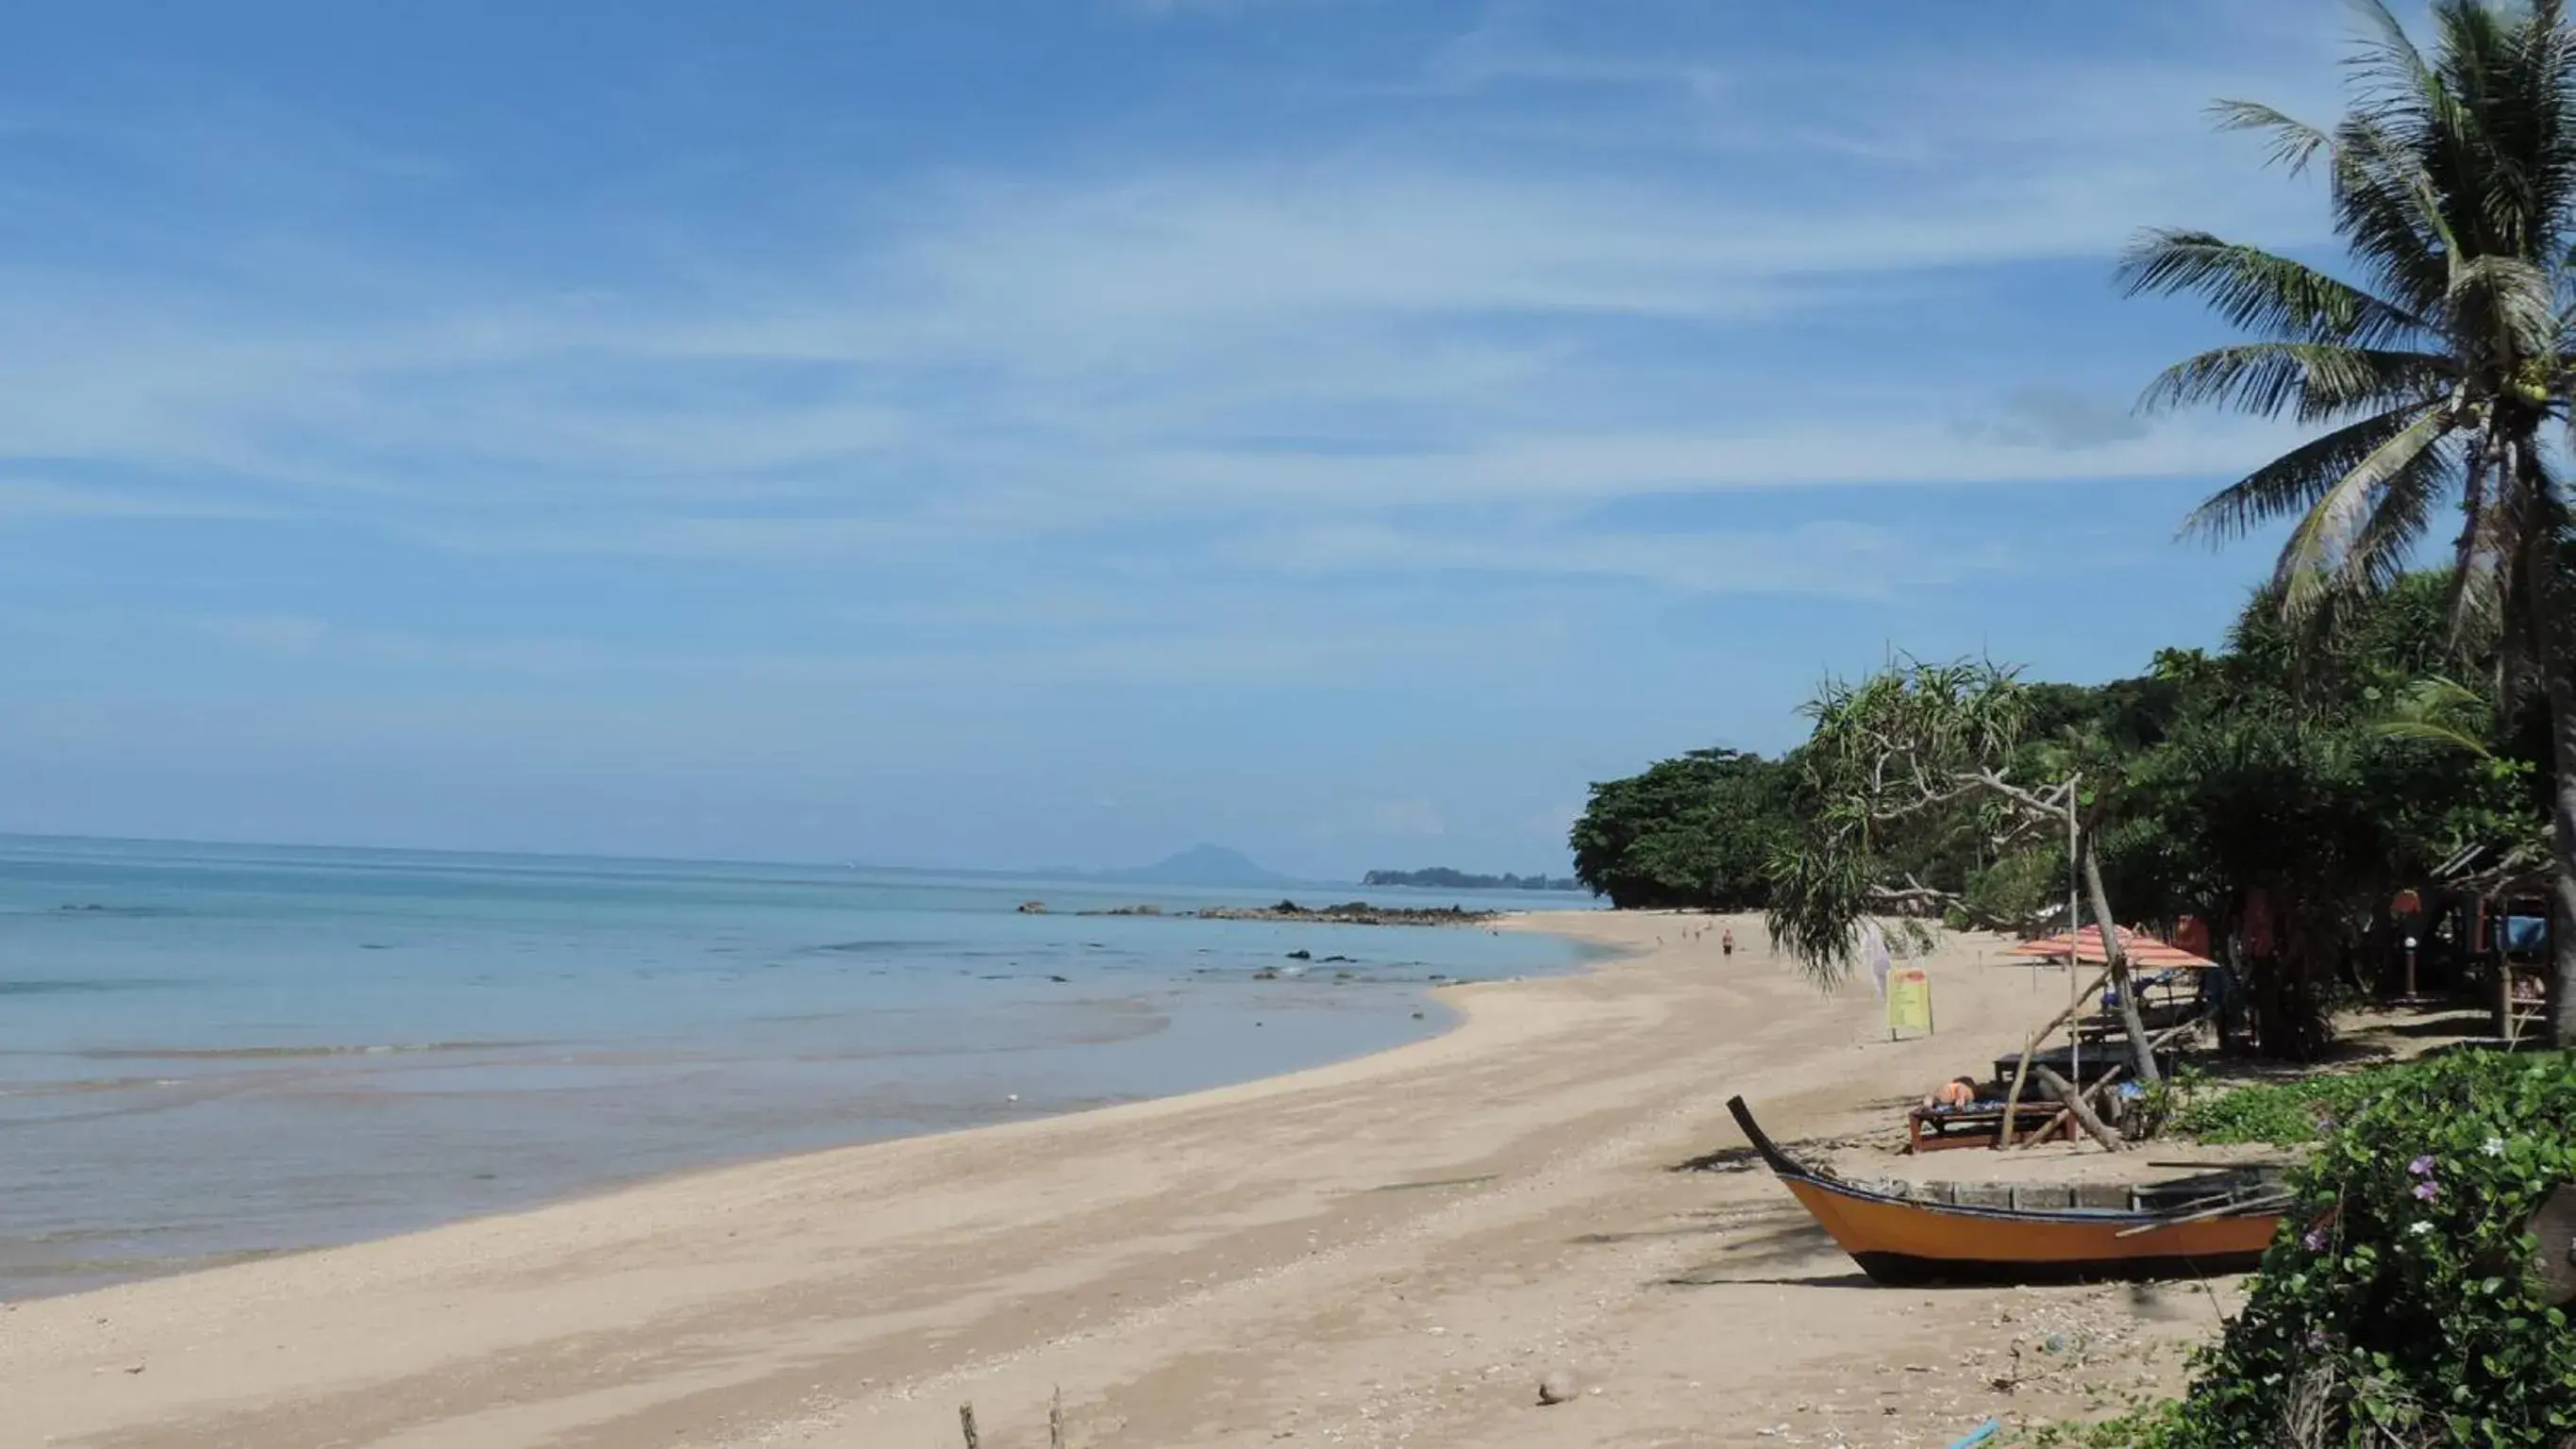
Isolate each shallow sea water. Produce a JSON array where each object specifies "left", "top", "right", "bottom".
[{"left": 0, "top": 836, "right": 1593, "bottom": 1297}]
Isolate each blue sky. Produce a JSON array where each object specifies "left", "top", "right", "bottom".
[{"left": 0, "top": 1, "right": 2376, "bottom": 876}]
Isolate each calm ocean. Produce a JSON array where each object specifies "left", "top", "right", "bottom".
[{"left": 0, "top": 836, "right": 1593, "bottom": 1298}]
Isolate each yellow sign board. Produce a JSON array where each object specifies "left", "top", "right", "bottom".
[{"left": 1887, "top": 967, "right": 1933, "bottom": 1040}]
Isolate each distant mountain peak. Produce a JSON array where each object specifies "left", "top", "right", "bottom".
[{"left": 1099, "top": 844, "right": 1295, "bottom": 887}]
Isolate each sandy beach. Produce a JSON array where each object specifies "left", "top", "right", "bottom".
[{"left": 2, "top": 913, "right": 2243, "bottom": 1449}]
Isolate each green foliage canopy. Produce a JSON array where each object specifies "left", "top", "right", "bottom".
[
  {"left": 1566, "top": 748, "right": 1794, "bottom": 910},
  {"left": 2123, "top": 0, "right": 2576, "bottom": 1045}
]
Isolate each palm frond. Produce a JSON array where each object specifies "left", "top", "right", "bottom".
[
  {"left": 2369, "top": 674, "right": 2497, "bottom": 757},
  {"left": 2183, "top": 404, "right": 2435, "bottom": 541},
  {"left": 2320, "top": 112, "right": 2462, "bottom": 314},
  {"left": 2274, "top": 404, "right": 2453, "bottom": 617},
  {"left": 2512, "top": 0, "right": 2576, "bottom": 255},
  {"left": 2337, "top": 113, "right": 2467, "bottom": 267},
  {"left": 2138, "top": 341, "right": 2452, "bottom": 422},
  {"left": 2116, "top": 230, "right": 2431, "bottom": 345},
  {"left": 2209, "top": 99, "right": 2333, "bottom": 173},
  {"left": 2446, "top": 253, "right": 2562, "bottom": 357},
  {"left": 2333, "top": 425, "right": 2457, "bottom": 595}
]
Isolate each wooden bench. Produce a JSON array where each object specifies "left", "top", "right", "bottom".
[{"left": 1906, "top": 1102, "right": 2079, "bottom": 1153}]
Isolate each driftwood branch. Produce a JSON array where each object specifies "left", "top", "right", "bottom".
[
  {"left": 1867, "top": 875, "right": 1964, "bottom": 911},
  {"left": 1994, "top": 965, "right": 2115, "bottom": 1150},
  {"left": 2018, "top": 1012, "right": 2208, "bottom": 1150},
  {"left": 2032, "top": 1067, "right": 2124, "bottom": 1152}
]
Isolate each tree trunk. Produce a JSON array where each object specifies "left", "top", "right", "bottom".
[
  {"left": 2538, "top": 547, "right": 2576, "bottom": 1050},
  {"left": 2080, "top": 835, "right": 2162, "bottom": 1086}
]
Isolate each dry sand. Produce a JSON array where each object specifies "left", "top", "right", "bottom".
[{"left": 1, "top": 913, "right": 2248, "bottom": 1449}]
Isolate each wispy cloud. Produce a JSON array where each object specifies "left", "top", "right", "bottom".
[{"left": 0, "top": 0, "right": 2362, "bottom": 866}]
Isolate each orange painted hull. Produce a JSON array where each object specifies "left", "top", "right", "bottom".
[
  {"left": 1780, "top": 1175, "right": 2281, "bottom": 1285},
  {"left": 1727, "top": 1096, "right": 2285, "bottom": 1286}
]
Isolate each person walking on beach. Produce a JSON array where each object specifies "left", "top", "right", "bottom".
[{"left": 1720, "top": 927, "right": 1735, "bottom": 958}]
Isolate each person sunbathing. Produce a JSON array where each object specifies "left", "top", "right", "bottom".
[{"left": 1921, "top": 1076, "right": 1980, "bottom": 1110}]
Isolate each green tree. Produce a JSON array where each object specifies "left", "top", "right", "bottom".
[
  {"left": 1765, "top": 659, "right": 2164, "bottom": 1083},
  {"left": 2105, "top": 577, "right": 2541, "bottom": 1056},
  {"left": 2123, "top": 0, "right": 2576, "bottom": 1045},
  {"left": 1567, "top": 748, "right": 1789, "bottom": 909}
]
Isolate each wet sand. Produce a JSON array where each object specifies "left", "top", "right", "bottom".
[{"left": 1, "top": 913, "right": 2237, "bottom": 1448}]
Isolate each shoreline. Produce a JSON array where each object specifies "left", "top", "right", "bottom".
[
  {"left": 2, "top": 911, "right": 1597, "bottom": 1303},
  {"left": 4, "top": 911, "right": 2229, "bottom": 1448},
  {"left": 15, "top": 915, "right": 1604, "bottom": 1302}
]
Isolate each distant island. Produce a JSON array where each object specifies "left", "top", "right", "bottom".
[
  {"left": 1361, "top": 868, "right": 1585, "bottom": 892},
  {"left": 1089, "top": 844, "right": 1301, "bottom": 889}
]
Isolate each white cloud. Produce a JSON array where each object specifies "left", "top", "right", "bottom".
[{"left": 0, "top": 0, "right": 2352, "bottom": 614}]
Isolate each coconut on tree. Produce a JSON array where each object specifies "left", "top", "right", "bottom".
[{"left": 2121, "top": 0, "right": 2576, "bottom": 1046}]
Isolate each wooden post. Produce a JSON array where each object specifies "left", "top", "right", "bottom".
[
  {"left": 2501, "top": 950, "right": 2517, "bottom": 1044},
  {"left": 1997, "top": 1030, "right": 2038, "bottom": 1148},
  {"left": 959, "top": 1404, "right": 980, "bottom": 1449},
  {"left": 2066, "top": 787, "right": 2083, "bottom": 1088},
  {"left": 1051, "top": 1387, "right": 1066, "bottom": 1449}
]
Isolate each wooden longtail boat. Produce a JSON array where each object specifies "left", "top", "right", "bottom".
[{"left": 1726, "top": 1096, "right": 2290, "bottom": 1286}]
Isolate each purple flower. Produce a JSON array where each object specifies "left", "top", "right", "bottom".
[
  {"left": 2408, "top": 1155, "right": 2437, "bottom": 1177},
  {"left": 2301, "top": 1227, "right": 2328, "bottom": 1252},
  {"left": 2412, "top": 1179, "right": 2440, "bottom": 1202}
]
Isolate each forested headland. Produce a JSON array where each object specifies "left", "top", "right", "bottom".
[
  {"left": 1360, "top": 868, "right": 1581, "bottom": 891},
  {"left": 1570, "top": 575, "right": 2553, "bottom": 1055}
]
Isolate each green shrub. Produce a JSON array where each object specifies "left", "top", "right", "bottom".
[
  {"left": 2170, "top": 1067, "right": 2404, "bottom": 1147},
  {"left": 2157, "top": 1051, "right": 2576, "bottom": 1446}
]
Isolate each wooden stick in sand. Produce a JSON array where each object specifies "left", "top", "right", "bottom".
[
  {"left": 1994, "top": 966, "right": 2112, "bottom": 1149},
  {"left": 1051, "top": 1386, "right": 1066, "bottom": 1449},
  {"left": 1998, "top": 1030, "right": 2038, "bottom": 1148},
  {"left": 2016, "top": 1011, "right": 2208, "bottom": 1151},
  {"left": 959, "top": 1403, "right": 980, "bottom": 1449}
]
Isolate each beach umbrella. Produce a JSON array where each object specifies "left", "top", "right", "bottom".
[{"left": 2006, "top": 924, "right": 2215, "bottom": 970}]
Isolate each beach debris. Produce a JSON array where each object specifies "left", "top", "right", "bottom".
[
  {"left": 1944, "top": 1419, "right": 2000, "bottom": 1448},
  {"left": 1536, "top": 1367, "right": 1579, "bottom": 1405}
]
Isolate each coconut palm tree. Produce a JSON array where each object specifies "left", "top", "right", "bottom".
[{"left": 2121, "top": 0, "right": 2576, "bottom": 1046}]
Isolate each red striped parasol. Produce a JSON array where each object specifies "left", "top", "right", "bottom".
[{"left": 2007, "top": 924, "right": 2215, "bottom": 969}]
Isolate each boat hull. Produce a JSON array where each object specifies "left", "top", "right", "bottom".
[
  {"left": 1780, "top": 1175, "right": 2278, "bottom": 1286},
  {"left": 1727, "top": 1096, "right": 2284, "bottom": 1287}
]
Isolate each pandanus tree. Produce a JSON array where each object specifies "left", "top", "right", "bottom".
[
  {"left": 1766, "top": 659, "right": 2165, "bottom": 1085},
  {"left": 2122, "top": 0, "right": 2576, "bottom": 1045}
]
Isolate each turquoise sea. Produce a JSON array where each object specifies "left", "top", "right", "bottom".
[{"left": 0, "top": 836, "right": 1592, "bottom": 1298}]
